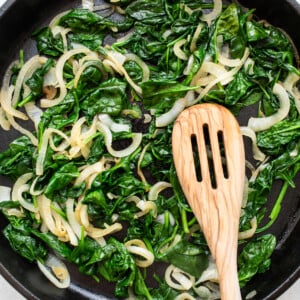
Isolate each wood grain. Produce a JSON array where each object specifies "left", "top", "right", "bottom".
[{"left": 172, "top": 103, "right": 245, "bottom": 300}]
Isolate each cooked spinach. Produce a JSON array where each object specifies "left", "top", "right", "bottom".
[{"left": 0, "top": 0, "right": 300, "bottom": 298}]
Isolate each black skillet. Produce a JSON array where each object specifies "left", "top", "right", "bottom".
[{"left": 0, "top": 0, "right": 299, "bottom": 299}]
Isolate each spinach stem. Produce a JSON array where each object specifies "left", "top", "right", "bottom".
[
  {"left": 256, "top": 180, "right": 289, "bottom": 233},
  {"left": 181, "top": 209, "right": 189, "bottom": 233}
]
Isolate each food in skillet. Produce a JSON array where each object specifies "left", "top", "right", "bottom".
[{"left": 0, "top": 0, "right": 299, "bottom": 299}]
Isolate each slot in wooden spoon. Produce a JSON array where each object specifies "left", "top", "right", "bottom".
[{"left": 172, "top": 103, "right": 245, "bottom": 300}]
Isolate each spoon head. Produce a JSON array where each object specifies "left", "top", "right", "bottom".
[{"left": 172, "top": 103, "right": 245, "bottom": 240}]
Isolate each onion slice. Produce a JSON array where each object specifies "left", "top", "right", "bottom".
[
  {"left": 248, "top": 83, "right": 290, "bottom": 131},
  {"left": 96, "top": 121, "right": 142, "bottom": 157},
  {"left": 37, "top": 254, "right": 70, "bottom": 289}
]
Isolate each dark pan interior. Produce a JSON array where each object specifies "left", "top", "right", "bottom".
[{"left": 0, "top": 0, "right": 299, "bottom": 299}]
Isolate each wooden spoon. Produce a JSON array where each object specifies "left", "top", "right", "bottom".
[{"left": 172, "top": 103, "right": 245, "bottom": 300}]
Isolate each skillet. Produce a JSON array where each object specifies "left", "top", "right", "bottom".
[{"left": 0, "top": 0, "right": 299, "bottom": 299}]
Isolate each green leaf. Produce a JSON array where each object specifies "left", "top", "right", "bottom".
[
  {"left": 161, "top": 239, "right": 209, "bottom": 277},
  {"left": 44, "top": 162, "right": 79, "bottom": 199},
  {"left": 80, "top": 78, "right": 127, "bottom": 119},
  {"left": 238, "top": 234, "right": 276, "bottom": 287},
  {"left": 0, "top": 136, "right": 34, "bottom": 180},
  {"left": 32, "top": 27, "right": 64, "bottom": 57}
]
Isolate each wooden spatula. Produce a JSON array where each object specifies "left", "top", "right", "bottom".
[{"left": 172, "top": 103, "right": 245, "bottom": 300}]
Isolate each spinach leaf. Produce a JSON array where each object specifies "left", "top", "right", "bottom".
[
  {"left": 125, "top": 0, "right": 167, "bottom": 25},
  {"left": 31, "top": 230, "right": 72, "bottom": 260},
  {"left": 44, "top": 162, "right": 79, "bottom": 200},
  {"left": 0, "top": 136, "right": 34, "bottom": 180},
  {"left": 68, "top": 32, "right": 104, "bottom": 51},
  {"left": 141, "top": 80, "right": 197, "bottom": 109},
  {"left": 38, "top": 90, "right": 79, "bottom": 140},
  {"left": 257, "top": 118, "right": 300, "bottom": 155},
  {"left": 3, "top": 216, "right": 47, "bottom": 263},
  {"left": 32, "top": 27, "right": 64, "bottom": 57},
  {"left": 160, "top": 239, "right": 209, "bottom": 277},
  {"left": 98, "top": 238, "right": 136, "bottom": 298},
  {"left": 18, "top": 59, "right": 55, "bottom": 107},
  {"left": 59, "top": 8, "right": 116, "bottom": 33},
  {"left": 80, "top": 78, "right": 127, "bottom": 120},
  {"left": 238, "top": 234, "right": 276, "bottom": 287}
]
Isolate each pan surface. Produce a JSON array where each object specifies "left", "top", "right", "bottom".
[{"left": 0, "top": 0, "right": 299, "bottom": 299}]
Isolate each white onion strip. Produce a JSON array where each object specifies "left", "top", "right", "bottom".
[
  {"left": 37, "top": 254, "right": 70, "bottom": 289},
  {"left": 238, "top": 217, "right": 257, "bottom": 240},
  {"left": 66, "top": 198, "right": 83, "bottom": 238},
  {"left": 156, "top": 98, "right": 186, "bottom": 127},
  {"left": 165, "top": 265, "right": 195, "bottom": 290},
  {"left": 175, "top": 293, "right": 196, "bottom": 300},
  {"left": 174, "top": 39, "right": 188, "bottom": 61},
  {"left": 12, "top": 173, "right": 38, "bottom": 213},
  {"left": 248, "top": 83, "right": 290, "bottom": 131},
  {"left": 193, "top": 48, "right": 250, "bottom": 104},
  {"left": 125, "top": 239, "right": 154, "bottom": 268},
  {"left": 98, "top": 114, "right": 130, "bottom": 132},
  {"left": 201, "top": 0, "right": 222, "bottom": 25},
  {"left": 240, "top": 126, "right": 266, "bottom": 161},
  {"left": 37, "top": 195, "right": 58, "bottom": 236},
  {"left": 148, "top": 181, "right": 172, "bottom": 201},
  {"left": 40, "top": 48, "right": 91, "bottom": 107},
  {"left": 36, "top": 128, "right": 70, "bottom": 176},
  {"left": 0, "top": 186, "right": 11, "bottom": 202},
  {"left": 96, "top": 121, "right": 142, "bottom": 157},
  {"left": 124, "top": 53, "right": 150, "bottom": 82}
]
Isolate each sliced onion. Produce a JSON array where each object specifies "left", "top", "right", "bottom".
[
  {"left": 6, "top": 107, "right": 38, "bottom": 146},
  {"left": 87, "top": 222, "right": 123, "bottom": 238},
  {"left": 0, "top": 186, "right": 11, "bottom": 202},
  {"left": 36, "top": 128, "right": 70, "bottom": 175},
  {"left": 248, "top": 83, "right": 290, "bottom": 131},
  {"left": 174, "top": 39, "right": 188, "bottom": 61},
  {"left": 156, "top": 211, "right": 175, "bottom": 227},
  {"left": 8, "top": 56, "right": 46, "bottom": 117},
  {"left": 96, "top": 121, "right": 142, "bottom": 157},
  {"left": 174, "top": 293, "right": 196, "bottom": 300},
  {"left": 165, "top": 265, "right": 195, "bottom": 290},
  {"left": 29, "top": 176, "right": 44, "bottom": 196},
  {"left": 125, "top": 239, "right": 155, "bottom": 268},
  {"left": 106, "top": 50, "right": 142, "bottom": 94},
  {"left": 195, "top": 257, "right": 218, "bottom": 284},
  {"left": 190, "top": 23, "right": 203, "bottom": 53},
  {"left": 201, "top": 0, "right": 222, "bottom": 25},
  {"left": 156, "top": 97, "right": 186, "bottom": 127},
  {"left": 37, "top": 195, "right": 58, "bottom": 236},
  {"left": 12, "top": 173, "right": 38, "bottom": 213},
  {"left": 135, "top": 200, "right": 157, "bottom": 218},
  {"left": 240, "top": 126, "right": 266, "bottom": 161},
  {"left": 37, "top": 254, "right": 70, "bottom": 289},
  {"left": 82, "top": 0, "right": 94, "bottom": 10},
  {"left": 24, "top": 102, "right": 43, "bottom": 130},
  {"left": 73, "top": 59, "right": 103, "bottom": 89},
  {"left": 66, "top": 198, "right": 83, "bottom": 238},
  {"left": 148, "top": 181, "right": 172, "bottom": 201},
  {"left": 40, "top": 48, "right": 91, "bottom": 107},
  {"left": 98, "top": 114, "right": 130, "bottom": 132},
  {"left": 51, "top": 204, "right": 78, "bottom": 246},
  {"left": 124, "top": 53, "right": 150, "bottom": 82},
  {"left": 238, "top": 217, "right": 257, "bottom": 240},
  {"left": 137, "top": 143, "right": 150, "bottom": 184},
  {"left": 193, "top": 48, "right": 250, "bottom": 104},
  {"left": 74, "top": 160, "right": 105, "bottom": 186},
  {"left": 0, "top": 107, "right": 10, "bottom": 130},
  {"left": 192, "top": 61, "right": 232, "bottom": 86}
]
